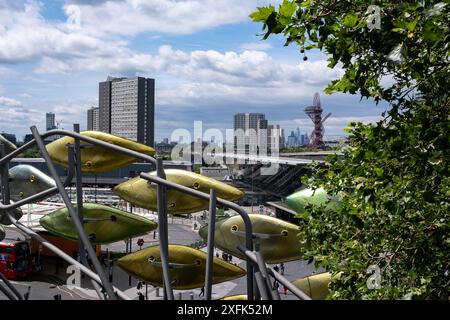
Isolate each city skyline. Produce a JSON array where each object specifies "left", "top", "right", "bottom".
[{"left": 0, "top": 1, "right": 386, "bottom": 142}]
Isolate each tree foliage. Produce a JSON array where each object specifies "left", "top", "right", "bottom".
[{"left": 251, "top": 0, "right": 449, "bottom": 299}]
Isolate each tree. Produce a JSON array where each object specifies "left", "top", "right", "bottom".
[{"left": 251, "top": 1, "right": 449, "bottom": 299}]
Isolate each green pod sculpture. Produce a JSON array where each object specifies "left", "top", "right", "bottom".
[
  {"left": 9, "top": 165, "right": 56, "bottom": 201},
  {"left": 292, "top": 272, "right": 331, "bottom": 300},
  {"left": 0, "top": 225, "right": 5, "bottom": 241},
  {"left": 40, "top": 203, "right": 157, "bottom": 244},
  {"left": 199, "top": 214, "right": 301, "bottom": 263},
  {"left": 114, "top": 169, "right": 244, "bottom": 214},
  {"left": 46, "top": 131, "right": 155, "bottom": 174},
  {"left": 0, "top": 134, "right": 17, "bottom": 155},
  {"left": 285, "top": 187, "right": 340, "bottom": 214},
  {"left": 0, "top": 205, "right": 23, "bottom": 226},
  {"left": 117, "top": 244, "right": 246, "bottom": 290}
]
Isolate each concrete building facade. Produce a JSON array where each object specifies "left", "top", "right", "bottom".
[{"left": 98, "top": 76, "right": 155, "bottom": 146}]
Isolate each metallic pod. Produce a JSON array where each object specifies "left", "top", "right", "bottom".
[
  {"left": 285, "top": 187, "right": 340, "bottom": 214},
  {"left": 117, "top": 244, "right": 246, "bottom": 289},
  {"left": 114, "top": 169, "right": 244, "bottom": 214},
  {"left": 9, "top": 165, "right": 56, "bottom": 201},
  {"left": 292, "top": 272, "right": 331, "bottom": 300},
  {"left": 199, "top": 214, "right": 301, "bottom": 263},
  {"left": 40, "top": 203, "right": 157, "bottom": 244},
  {"left": 46, "top": 131, "right": 155, "bottom": 173}
]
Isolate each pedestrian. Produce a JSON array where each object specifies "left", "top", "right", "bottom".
[
  {"left": 215, "top": 252, "right": 219, "bottom": 258},
  {"left": 273, "top": 280, "right": 279, "bottom": 292},
  {"left": 273, "top": 265, "right": 279, "bottom": 273},
  {"left": 280, "top": 263, "right": 285, "bottom": 275},
  {"left": 229, "top": 255, "right": 233, "bottom": 263},
  {"left": 199, "top": 287, "right": 205, "bottom": 297}
]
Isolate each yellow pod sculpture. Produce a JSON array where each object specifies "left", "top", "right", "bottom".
[
  {"left": 221, "top": 294, "right": 247, "bottom": 300},
  {"left": 199, "top": 214, "right": 301, "bottom": 263},
  {"left": 117, "top": 244, "right": 246, "bottom": 289},
  {"left": 114, "top": 169, "right": 244, "bottom": 214},
  {"left": 46, "top": 131, "right": 155, "bottom": 173},
  {"left": 292, "top": 272, "right": 331, "bottom": 300},
  {"left": 40, "top": 203, "right": 157, "bottom": 244}
]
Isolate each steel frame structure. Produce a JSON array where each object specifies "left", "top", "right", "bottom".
[{"left": 0, "top": 125, "right": 311, "bottom": 301}]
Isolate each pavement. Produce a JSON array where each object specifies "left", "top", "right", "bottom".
[{"left": 0, "top": 209, "right": 322, "bottom": 300}]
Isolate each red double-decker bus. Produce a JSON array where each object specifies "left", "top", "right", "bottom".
[{"left": 0, "top": 239, "right": 33, "bottom": 280}]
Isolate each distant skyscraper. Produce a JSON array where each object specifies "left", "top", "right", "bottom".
[
  {"left": 98, "top": 76, "right": 155, "bottom": 146},
  {"left": 287, "top": 131, "right": 297, "bottom": 147},
  {"left": 87, "top": 107, "right": 99, "bottom": 131},
  {"left": 23, "top": 134, "right": 34, "bottom": 144},
  {"left": 234, "top": 113, "right": 268, "bottom": 154},
  {"left": 46, "top": 112, "right": 56, "bottom": 131},
  {"left": 268, "top": 124, "right": 285, "bottom": 153}
]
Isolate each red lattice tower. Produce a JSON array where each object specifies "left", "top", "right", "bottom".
[{"left": 304, "top": 93, "right": 331, "bottom": 148}]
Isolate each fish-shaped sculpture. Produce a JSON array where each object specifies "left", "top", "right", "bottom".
[
  {"left": 114, "top": 169, "right": 244, "bottom": 214},
  {"left": 9, "top": 165, "right": 56, "bottom": 201},
  {"left": 40, "top": 203, "right": 157, "bottom": 244},
  {"left": 0, "top": 134, "right": 17, "bottom": 155},
  {"left": 0, "top": 225, "right": 5, "bottom": 241},
  {"left": 0, "top": 205, "right": 23, "bottom": 226},
  {"left": 292, "top": 272, "right": 331, "bottom": 300},
  {"left": 199, "top": 214, "right": 301, "bottom": 263},
  {"left": 285, "top": 187, "right": 340, "bottom": 214},
  {"left": 46, "top": 131, "right": 155, "bottom": 173},
  {"left": 117, "top": 244, "right": 246, "bottom": 289},
  {"left": 221, "top": 294, "right": 247, "bottom": 300}
]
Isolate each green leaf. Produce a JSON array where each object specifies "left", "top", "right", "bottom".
[
  {"left": 342, "top": 13, "right": 359, "bottom": 27},
  {"left": 279, "top": 0, "right": 297, "bottom": 18},
  {"left": 406, "top": 16, "right": 420, "bottom": 31},
  {"left": 249, "top": 5, "right": 275, "bottom": 22}
]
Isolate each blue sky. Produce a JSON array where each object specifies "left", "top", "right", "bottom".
[{"left": 0, "top": 0, "right": 387, "bottom": 142}]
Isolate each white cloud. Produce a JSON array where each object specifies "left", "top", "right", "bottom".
[
  {"left": 0, "top": 96, "right": 22, "bottom": 107},
  {"left": 240, "top": 42, "right": 272, "bottom": 51},
  {"left": 63, "top": 0, "right": 258, "bottom": 36}
]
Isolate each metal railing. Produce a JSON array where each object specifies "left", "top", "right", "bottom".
[{"left": 0, "top": 125, "right": 310, "bottom": 301}]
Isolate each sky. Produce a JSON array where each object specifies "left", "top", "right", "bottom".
[{"left": 0, "top": 0, "right": 388, "bottom": 143}]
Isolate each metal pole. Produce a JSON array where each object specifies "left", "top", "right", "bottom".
[
  {"left": 0, "top": 267, "right": 23, "bottom": 300},
  {"left": 30, "top": 126, "right": 117, "bottom": 300},
  {"left": 73, "top": 124, "right": 87, "bottom": 268},
  {"left": 237, "top": 245, "right": 311, "bottom": 300},
  {"left": 155, "top": 158, "right": 173, "bottom": 299},
  {"left": 0, "top": 145, "right": 23, "bottom": 301},
  {"left": 0, "top": 281, "right": 17, "bottom": 300},
  {"left": 254, "top": 271, "right": 269, "bottom": 300},
  {"left": 255, "top": 248, "right": 278, "bottom": 300},
  {"left": 204, "top": 189, "right": 216, "bottom": 300}
]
